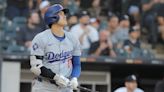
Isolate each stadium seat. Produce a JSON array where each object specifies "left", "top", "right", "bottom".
[
  {"left": 4, "top": 30, "right": 17, "bottom": 40},
  {"left": 6, "top": 43, "right": 28, "bottom": 54},
  {"left": 0, "top": 31, "right": 4, "bottom": 40},
  {"left": 2, "top": 17, "right": 26, "bottom": 40},
  {"left": 115, "top": 48, "right": 127, "bottom": 57},
  {"left": 12, "top": 17, "right": 27, "bottom": 31},
  {"left": 141, "top": 49, "right": 155, "bottom": 59},
  {"left": 0, "top": 39, "right": 12, "bottom": 51},
  {"left": 13, "top": 17, "right": 26, "bottom": 26},
  {"left": 130, "top": 48, "right": 143, "bottom": 58}
]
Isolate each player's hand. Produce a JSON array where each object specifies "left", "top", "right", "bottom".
[
  {"left": 53, "top": 74, "right": 70, "bottom": 87},
  {"left": 70, "top": 77, "right": 78, "bottom": 90}
]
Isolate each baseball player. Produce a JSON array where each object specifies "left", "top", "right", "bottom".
[
  {"left": 114, "top": 75, "right": 144, "bottom": 92},
  {"left": 30, "top": 4, "right": 81, "bottom": 92}
]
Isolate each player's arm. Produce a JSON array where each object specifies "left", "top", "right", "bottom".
[
  {"left": 71, "top": 35, "right": 81, "bottom": 78},
  {"left": 70, "top": 35, "right": 82, "bottom": 90},
  {"left": 30, "top": 55, "right": 56, "bottom": 79},
  {"left": 71, "top": 56, "right": 81, "bottom": 78},
  {"left": 30, "top": 35, "right": 55, "bottom": 79},
  {"left": 30, "top": 34, "right": 69, "bottom": 87}
]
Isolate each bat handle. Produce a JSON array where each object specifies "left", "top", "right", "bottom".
[{"left": 77, "top": 86, "right": 99, "bottom": 92}]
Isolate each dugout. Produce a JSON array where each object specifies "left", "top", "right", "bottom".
[{"left": 1, "top": 53, "right": 164, "bottom": 92}]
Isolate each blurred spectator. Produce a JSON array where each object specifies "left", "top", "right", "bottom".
[
  {"left": 89, "top": 18, "right": 100, "bottom": 31},
  {"left": 64, "top": 0, "right": 81, "bottom": 15},
  {"left": 108, "top": 0, "right": 122, "bottom": 15},
  {"left": 70, "top": 10, "right": 99, "bottom": 55},
  {"left": 29, "top": 0, "right": 42, "bottom": 10},
  {"left": 97, "top": 8, "right": 109, "bottom": 30},
  {"left": 62, "top": 0, "right": 69, "bottom": 7},
  {"left": 114, "top": 75, "right": 144, "bottom": 92},
  {"left": 16, "top": 11, "right": 42, "bottom": 49},
  {"left": 48, "top": 0, "right": 61, "bottom": 4},
  {"left": 128, "top": 5, "right": 140, "bottom": 26},
  {"left": 5, "top": 0, "right": 32, "bottom": 20},
  {"left": 117, "top": 15, "right": 130, "bottom": 43},
  {"left": 157, "top": 15, "right": 164, "bottom": 43},
  {"left": 156, "top": 0, "right": 164, "bottom": 18},
  {"left": 65, "top": 14, "right": 78, "bottom": 30},
  {"left": 88, "top": 0, "right": 101, "bottom": 18},
  {"left": 38, "top": 0, "right": 50, "bottom": 31},
  {"left": 123, "top": 27, "right": 141, "bottom": 57},
  {"left": 88, "top": 30, "right": 116, "bottom": 57},
  {"left": 114, "top": 15, "right": 130, "bottom": 55},
  {"left": 121, "top": 0, "right": 141, "bottom": 14},
  {"left": 156, "top": 2, "right": 164, "bottom": 44},
  {"left": 106, "top": 14, "right": 119, "bottom": 45},
  {"left": 141, "top": 0, "right": 159, "bottom": 48},
  {"left": 80, "top": 0, "right": 92, "bottom": 9}
]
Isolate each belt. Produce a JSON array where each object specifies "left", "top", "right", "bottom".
[{"left": 36, "top": 77, "right": 59, "bottom": 86}]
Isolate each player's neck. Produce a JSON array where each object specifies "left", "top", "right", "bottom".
[
  {"left": 51, "top": 25, "right": 64, "bottom": 37},
  {"left": 127, "top": 88, "right": 134, "bottom": 92}
]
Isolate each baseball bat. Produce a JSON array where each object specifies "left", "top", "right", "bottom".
[
  {"left": 37, "top": 77, "right": 99, "bottom": 92},
  {"left": 77, "top": 86, "right": 99, "bottom": 92}
]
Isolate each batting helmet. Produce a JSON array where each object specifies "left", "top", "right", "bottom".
[{"left": 44, "top": 4, "right": 69, "bottom": 25}]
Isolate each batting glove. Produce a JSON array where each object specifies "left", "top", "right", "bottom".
[
  {"left": 53, "top": 74, "right": 70, "bottom": 87},
  {"left": 70, "top": 77, "right": 78, "bottom": 90}
]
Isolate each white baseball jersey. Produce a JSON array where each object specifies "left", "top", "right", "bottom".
[
  {"left": 31, "top": 29, "right": 81, "bottom": 78},
  {"left": 114, "top": 87, "right": 144, "bottom": 92}
]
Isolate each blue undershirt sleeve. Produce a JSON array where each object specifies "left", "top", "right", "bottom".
[{"left": 71, "top": 56, "right": 81, "bottom": 78}]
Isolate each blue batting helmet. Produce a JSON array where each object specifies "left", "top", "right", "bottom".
[{"left": 44, "top": 4, "right": 69, "bottom": 25}]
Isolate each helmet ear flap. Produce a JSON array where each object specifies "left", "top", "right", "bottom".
[{"left": 52, "top": 15, "right": 60, "bottom": 23}]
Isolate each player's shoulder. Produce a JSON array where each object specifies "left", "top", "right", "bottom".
[
  {"left": 64, "top": 31, "right": 79, "bottom": 43},
  {"left": 33, "top": 29, "right": 51, "bottom": 39},
  {"left": 64, "top": 31, "right": 76, "bottom": 39},
  {"left": 135, "top": 88, "right": 144, "bottom": 92},
  {"left": 114, "top": 87, "right": 126, "bottom": 92}
]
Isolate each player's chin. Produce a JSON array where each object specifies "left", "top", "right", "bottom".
[
  {"left": 62, "top": 21, "right": 68, "bottom": 26},
  {"left": 58, "top": 22, "right": 67, "bottom": 26}
]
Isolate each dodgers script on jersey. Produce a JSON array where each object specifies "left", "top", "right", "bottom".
[{"left": 31, "top": 29, "right": 81, "bottom": 78}]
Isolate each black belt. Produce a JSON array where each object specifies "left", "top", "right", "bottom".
[{"left": 36, "top": 77, "right": 59, "bottom": 86}]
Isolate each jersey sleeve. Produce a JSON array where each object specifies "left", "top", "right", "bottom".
[
  {"left": 31, "top": 34, "right": 45, "bottom": 56},
  {"left": 71, "top": 56, "right": 81, "bottom": 78}
]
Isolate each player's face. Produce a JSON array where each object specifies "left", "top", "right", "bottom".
[
  {"left": 57, "top": 11, "right": 67, "bottom": 26},
  {"left": 125, "top": 81, "right": 137, "bottom": 91}
]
